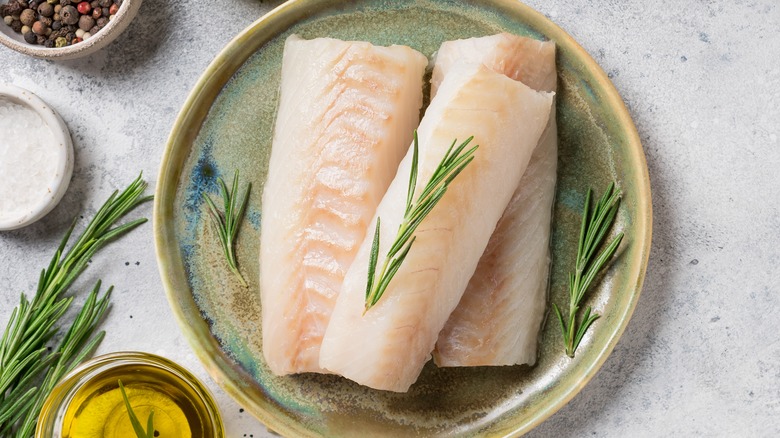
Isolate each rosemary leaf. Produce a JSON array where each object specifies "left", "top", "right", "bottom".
[
  {"left": 364, "top": 133, "right": 478, "bottom": 313},
  {"left": 0, "top": 174, "right": 151, "bottom": 436},
  {"left": 557, "top": 183, "right": 624, "bottom": 357},
  {"left": 203, "top": 170, "right": 251, "bottom": 287},
  {"left": 119, "top": 380, "right": 155, "bottom": 438}
]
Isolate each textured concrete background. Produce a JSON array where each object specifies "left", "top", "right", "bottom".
[{"left": 0, "top": 0, "right": 778, "bottom": 436}]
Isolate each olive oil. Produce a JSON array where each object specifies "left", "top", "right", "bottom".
[
  {"left": 36, "top": 353, "right": 222, "bottom": 438},
  {"left": 60, "top": 363, "right": 209, "bottom": 438}
]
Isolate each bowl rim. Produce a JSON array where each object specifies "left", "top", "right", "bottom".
[
  {"left": 35, "top": 351, "right": 225, "bottom": 438},
  {"left": 0, "top": 83, "right": 73, "bottom": 231},
  {"left": 0, "top": 0, "right": 141, "bottom": 59},
  {"left": 154, "top": 0, "right": 653, "bottom": 436}
]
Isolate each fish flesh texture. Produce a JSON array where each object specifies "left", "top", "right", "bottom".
[
  {"left": 260, "top": 35, "right": 428, "bottom": 376},
  {"left": 432, "top": 33, "right": 558, "bottom": 367},
  {"left": 319, "top": 63, "right": 553, "bottom": 392},
  {"left": 430, "top": 33, "right": 557, "bottom": 98}
]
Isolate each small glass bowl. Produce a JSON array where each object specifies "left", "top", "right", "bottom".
[{"left": 36, "top": 351, "right": 224, "bottom": 438}]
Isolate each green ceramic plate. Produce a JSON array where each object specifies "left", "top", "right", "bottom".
[{"left": 154, "top": 0, "right": 652, "bottom": 436}]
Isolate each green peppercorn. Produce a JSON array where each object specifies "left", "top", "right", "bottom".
[
  {"left": 55, "top": 36, "right": 66, "bottom": 47},
  {"left": 23, "top": 30, "right": 36, "bottom": 44},
  {"left": 37, "top": 2, "right": 54, "bottom": 17},
  {"left": 59, "top": 4, "right": 77, "bottom": 24}
]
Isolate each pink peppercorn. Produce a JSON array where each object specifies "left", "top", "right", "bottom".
[{"left": 76, "top": 2, "right": 91, "bottom": 15}]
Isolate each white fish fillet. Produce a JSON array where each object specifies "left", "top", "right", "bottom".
[
  {"left": 319, "top": 63, "right": 553, "bottom": 392},
  {"left": 260, "top": 35, "right": 427, "bottom": 376},
  {"left": 432, "top": 33, "right": 558, "bottom": 367}
]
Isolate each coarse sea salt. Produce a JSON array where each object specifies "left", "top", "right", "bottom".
[{"left": 0, "top": 98, "right": 60, "bottom": 224}]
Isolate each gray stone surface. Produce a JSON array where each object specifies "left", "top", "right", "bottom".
[{"left": 0, "top": 0, "right": 778, "bottom": 436}]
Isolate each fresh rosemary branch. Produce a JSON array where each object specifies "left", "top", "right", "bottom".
[
  {"left": 553, "top": 183, "right": 624, "bottom": 358},
  {"left": 364, "top": 132, "right": 478, "bottom": 313},
  {"left": 0, "top": 174, "right": 151, "bottom": 437},
  {"left": 202, "top": 170, "right": 251, "bottom": 287},
  {"left": 119, "top": 380, "right": 155, "bottom": 438}
]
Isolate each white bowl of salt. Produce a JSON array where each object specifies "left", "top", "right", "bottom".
[{"left": 0, "top": 83, "right": 73, "bottom": 231}]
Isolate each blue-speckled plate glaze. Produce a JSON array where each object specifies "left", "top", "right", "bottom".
[{"left": 154, "top": 1, "right": 652, "bottom": 436}]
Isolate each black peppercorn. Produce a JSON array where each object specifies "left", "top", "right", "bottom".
[
  {"left": 101, "top": 6, "right": 108, "bottom": 16},
  {"left": 89, "top": 24, "right": 98, "bottom": 34},
  {"left": 59, "top": 0, "right": 72, "bottom": 5},
  {"left": 59, "top": 4, "right": 77, "bottom": 25},
  {"left": 35, "top": 34, "right": 45, "bottom": 44},
  {"left": 98, "top": 0, "right": 110, "bottom": 6},
  {"left": 77, "top": 14, "right": 93, "bottom": 31},
  {"left": 96, "top": 16, "right": 107, "bottom": 27},
  {"left": 23, "top": 30, "right": 36, "bottom": 44},
  {"left": 37, "top": 2, "right": 54, "bottom": 17},
  {"left": 90, "top": 0, "right": 99, "bottom": 8},
  {"left": 51, "top": 20, "right": 61, "bottom": 30},
  {"left": 44, "top": 38, "right": 55, "bottom": 48},
  {"left": 51, "top": 28, "right": 67, "bottom": 38},
  {"left": 10, "top": 19, "right": 22, "bottom": 33},
  {"left": 65, "top": 31, "right": 74, "bottom": 41},
  {"left": 91, "top": 7, "right": 100, "bottom": 19},
  {"left": 40, "top": 16, "right": 52, "bottom": 26},
  {"left": 6, "top": 2, "right": 24, "bottom": 17}
]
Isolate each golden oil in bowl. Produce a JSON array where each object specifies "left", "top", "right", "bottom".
[{"left": 36, "top": 352, "right": 223, "bottom": 438}]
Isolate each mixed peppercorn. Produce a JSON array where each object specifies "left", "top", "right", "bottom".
[{"left": 1, "top": 0, "right": 122, "bottom": 48}]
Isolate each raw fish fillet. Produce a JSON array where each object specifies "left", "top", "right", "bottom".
[
  {"left": 319, "top": 63, "right": 553, "bottom": 392},
  {"left": 432, "top": 33, "right": 558, "bottom": 367},
  {"left": 260, "top": 35, "right": 427, "bottom": 376}
]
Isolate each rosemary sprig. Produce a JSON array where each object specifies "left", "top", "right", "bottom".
[
  {"left": 202, "top": 170, "right": 251, "bottom": 287},
  {"left": 0, "top": 174, "right": 151, "bottom": 437},
  {"left": 553, "top": 183, "right": 624, "bottom": 358},
  {"left": 364, "top": 132, "right": 478, "bottom": 313},
  {"left": 119, "top": 380, "right": 155, "bottom": 438}
]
